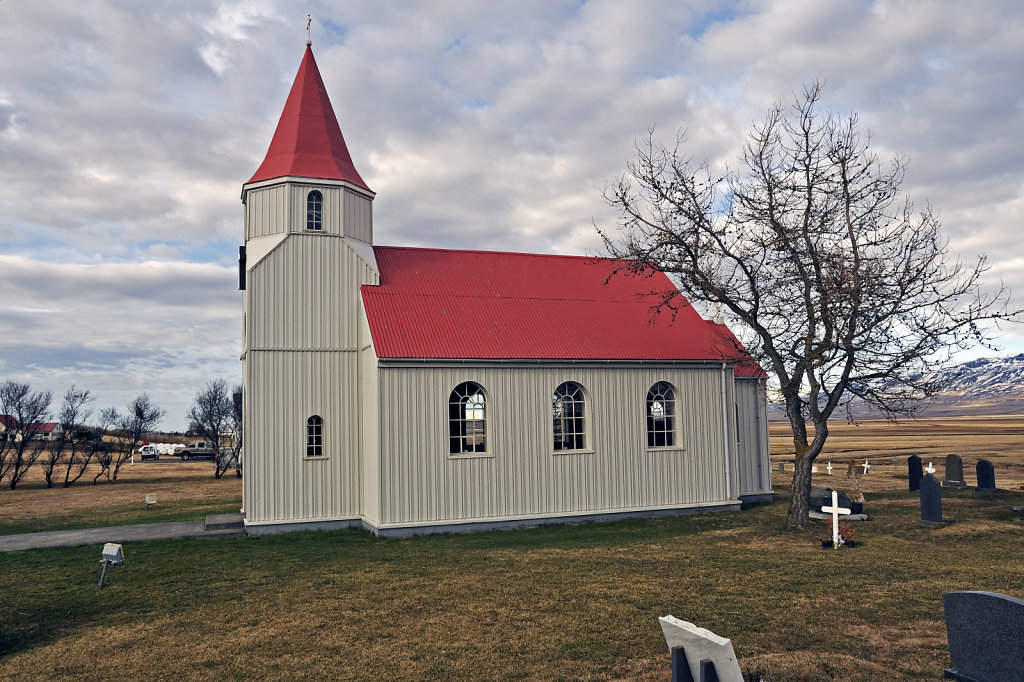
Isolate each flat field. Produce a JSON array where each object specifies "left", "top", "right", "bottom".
[
  {"left": 0, "top": 418, "right": 1022, "bottom": 681},
  {"left": 0, "top": 458, "right": 241, "bottom": 535},
  {"left": 770, "top": 415, "right": 1024, "bottom": 492}
]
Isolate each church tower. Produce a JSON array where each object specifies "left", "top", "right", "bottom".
[{"left": 240, "top": 43, "right": 378, "bottom": 530}]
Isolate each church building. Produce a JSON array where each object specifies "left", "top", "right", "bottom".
[{"left": 240, "top": 44, "right": 772, "bottom": 537}]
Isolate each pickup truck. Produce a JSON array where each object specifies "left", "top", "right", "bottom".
[{"left": 179, "top": 441, "right": 216, "bottom": 461}]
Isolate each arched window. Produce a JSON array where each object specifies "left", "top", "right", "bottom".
[
  {"left": 553, "top": 382, "right": 586, "bottom": 451},
  {"left": 306, "top": 415, "right": 323, "bottom": 457},
  {"left": 449, "top": 382, "right": 486, "bottom": 454},
  {"left": 306, "top": 190, "right": 323, "bottom": 231},
  {"left": 647, "top": 382, "right": 676, "bottom": 448}
]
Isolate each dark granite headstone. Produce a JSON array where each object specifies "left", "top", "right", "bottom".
[
  {"left": 976, "top": 460, "right": 996, "bottom": 492},
  {"left": 944, "top": 591, "right": 1024, "bottom": 682},
  {"left": 908, "top": 455, "right": 923, "bottom": 491},
  {"left": 943, "top": 453, "right": 967, "bottom": 488},
  {"left": 920, "top": 473, "right": 944, "bottom": 527},
  {"left": 810, "top": 487, "right": 853, "bottom": 511}
]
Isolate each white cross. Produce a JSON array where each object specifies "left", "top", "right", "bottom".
[
  {"left": 826, "top": 462, "right": 833, "bottom": 475},
  {"left": 862, "top": 460, "right": 870, "bottom": 475},
  {"left": 926, "top": 462, "right": 936, "bottom": 474},
  {"left": 821, "top": 490, "right": 851, "bottom": 548}
]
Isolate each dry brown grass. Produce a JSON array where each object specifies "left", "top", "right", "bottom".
[
  {"left": 0, "top": 459, "right": 241, "bottom": 533},
  {"left": 770, "top": 415, "right": 1024, "bottom": 492}
]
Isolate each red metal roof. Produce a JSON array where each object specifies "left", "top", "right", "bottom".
[
  {"left": 361, "top": 246, "right": 763, "bottom": 373},
  {"left": 247, "top": 45, "right": 370, "bottom": 190}
]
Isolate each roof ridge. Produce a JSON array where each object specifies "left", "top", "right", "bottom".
[{"left": 374, "top": 244, "right": 615, "bottom": 261}]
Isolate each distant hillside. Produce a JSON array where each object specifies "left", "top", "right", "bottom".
[{"left": 767, "top": 354, "right": 1024, "bottom": 418}]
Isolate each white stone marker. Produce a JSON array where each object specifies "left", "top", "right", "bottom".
[
  {"left": 659, "top": 616, "right": 743, "bottom": 682},
  {"left": 862, "top": 460, "right": 871, "bottom": 475},
  {"left": 926, "top": 462, "right": 936, "bottom": 474},
  {"left": 822, "top": 490, "right": 851, "bottom": 548},
  {"left": 826, "top": 462, "right": 833, "bottom": 476}
]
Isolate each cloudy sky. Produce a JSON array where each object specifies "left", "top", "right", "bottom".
[{"left": 2, "top": 0, "right": 1023, "bottom": 429}]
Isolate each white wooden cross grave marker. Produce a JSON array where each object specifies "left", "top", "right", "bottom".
[
  {"left": 826, "top": 462, "right": 833, "bottom": 476},
  {"left": 862, "top": 460, "right": 871, "bottom": 475},
  {"left": 926, "top": 462, "right": 936, "bottom": 475},
  {"left": 822, "top": 490, "right": 851, "bottom": 548}
]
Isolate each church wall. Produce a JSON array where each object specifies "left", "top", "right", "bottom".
[
  {"left": 242, "top": 229, "right": 378, "bottom": 528},
  {"left": 244, "top": 350, "right": 361, "bottom": 524},
  {"left": 247, "top": 235, "right": 379, "bottom": 350},
  {"left": 736, "top": 378, "right": 772, "bottom": 497},
  {"left": 374, "top": 365, "right": 737, "bottom": 528},
  {"left": 245, "top": 185, "right": 289, "bottom": 240},
  {"left": 358, "top": 307, "right": 381, "bottom": 526},
  {"left": 343, "top": 192, "right": 373, "bottom": 243}
]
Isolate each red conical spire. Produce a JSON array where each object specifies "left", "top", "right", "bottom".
[{"left": 247, "top": 45, "right": 370, "bottom": 191}]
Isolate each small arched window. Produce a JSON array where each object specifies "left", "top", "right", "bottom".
[
  {"left": 449, "top": 382, "right": 487, "bottom": 454},
  {"left": 553, "top": 382, "right": 587, "bottom": 451},
  {"left": 306, "top": 415, "right": 323, "bottom": 457},
  {"left": 647, "top": 382, "right": 676, "bottom": 448},
  {"left": 306, "top": 190, "right": 323, "bottom": 231}
]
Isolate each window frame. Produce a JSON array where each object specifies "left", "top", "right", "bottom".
[
  {"left": 305, "top": 414, "right": 325, "bottom": 459},
  {"left": 645, "top": 381, "right": 681, "bottom": 450},
  {"left": 447, "top": 381, "right": 491, "bottom": 458},
  {"left": 305, "top": 190, "right": 323, "bottom": 231},
  {"left": 552, "top": 381, "right": 590, "bottom": 454}
]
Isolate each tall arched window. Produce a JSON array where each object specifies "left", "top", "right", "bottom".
[
  {"left": 647, "top": 382, "right": 676, "bottom": 447},
  {"left": 306, "top": 415, "right": 323, "bottom": 457},
  {"left": 306, "top": 190, "right": 323, "bottom": 231},
  {"left": 553, "top": 382, "right": 587, "bottom": 451},
  {"left": 449, "top": 382, "right": 487, "bottom": 454}
]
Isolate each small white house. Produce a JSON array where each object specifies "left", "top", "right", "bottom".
[{"left": 240, "top": 44, "right": 772, "bottom": 537}]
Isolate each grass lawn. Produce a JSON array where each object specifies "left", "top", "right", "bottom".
[
  {"left": 2, "top": 418, "right": 1023, "bottom": 680},
  {"left": 2, "top": 482, "right": 1023, "bottom": 680}
]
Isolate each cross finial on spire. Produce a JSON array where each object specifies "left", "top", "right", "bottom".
[{"left": 306, "top": 14, "right": 312, "bottom": 46}]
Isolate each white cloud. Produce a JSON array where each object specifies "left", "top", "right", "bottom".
[{"left": 1, "top": 0, "right": 1023, "bottom": 426}]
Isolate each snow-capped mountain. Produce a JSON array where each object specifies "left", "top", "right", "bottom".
[
  {"left": 767, "top": 354, "right": 1024, "bottom": 418},
  {"left": 918, "top": 354, "right": 1024, "bottom": 415}
]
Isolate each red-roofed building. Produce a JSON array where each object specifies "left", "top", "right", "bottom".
[{"left": 239, "top": 45, "right": 771, "bottom": 537}]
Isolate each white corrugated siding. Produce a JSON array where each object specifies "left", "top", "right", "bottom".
[
  {"left": 343, "top": 193, "right": 372, "bottom": 242},
  {"left": 375, "top": 365, "right": 737, "bottom": 526},
  {"left": 736, "top": 378, "right": 771, "bottom": 496},
  {"left": 243, "top": 226, "right": 378, "bottom": 525},
  {"left": 248, "top": 235, "right": 378, "bottom": 350},
  {"left": 245, "top": 185, "right": 288, "bottom": 239},
  {"left": 244, "top": 350, "right": 361, "bottom": 523}
]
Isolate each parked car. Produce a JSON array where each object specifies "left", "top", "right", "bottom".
[
  {"left": 180, "top": 441, "right": 216, "bottom": 460},
  {"left": 137, "top": 444, "right": 160, "bottom": 461}
]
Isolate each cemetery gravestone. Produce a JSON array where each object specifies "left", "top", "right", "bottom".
[
  {"left": 908, "top": 455, "right": 923, "bottom": 491},
  {"left": 976, "top": 459, "right": 996, "bottom": 493},
  {"left": 943, "top": 453, "right": 967, "bottom": 489},
  {"left": 943, "top": 590, "right": 1024, "bottom": 682},
  {"left": 919, "top": 473, "right": 945, "bottom": 527},
  {"left": 659, "top": 615, "right": 743, "bottom": 682}
]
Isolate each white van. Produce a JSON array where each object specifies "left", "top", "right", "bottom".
[{"left": 137, "top": 444, "right": 160, "bottom": 461}]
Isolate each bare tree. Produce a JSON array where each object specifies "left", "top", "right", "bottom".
[
  {"left": 92, "top": 407, "right": 117, "bottom": 484},
  {"left": 0, "top": 381, "right": 53, "bottom": 490},
  {"left": 601, "top": 82, "right": 1017, "bottom": 529},
  {"left": 53, "top": 386, "right": 97, "bottom": 488},
  {"left": 187, "top": 379, "right": 235, "bottom": 478},
  {"left": 101, "top": 395, "right": 165, "bottom": 483},
  {"left": 231, "top": 384, "right": 243, "bottom": 478}
]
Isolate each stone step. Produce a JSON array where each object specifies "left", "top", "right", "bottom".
[{"left": 205, "top": 513, "right": 244, "bottom": 532}]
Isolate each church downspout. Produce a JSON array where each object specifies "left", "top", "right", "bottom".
[{"left": 720, "top": 362, "right": 732, "bottom": 500}]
